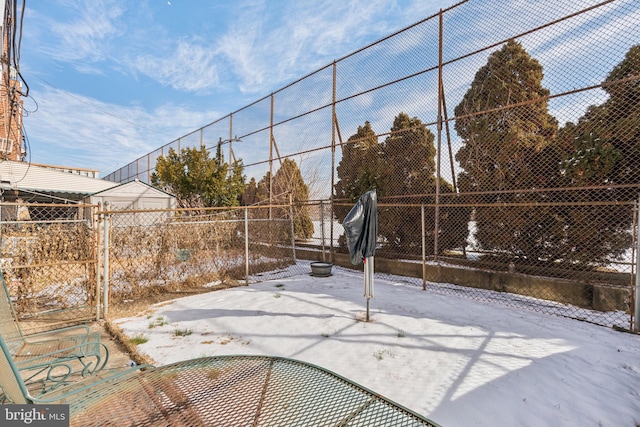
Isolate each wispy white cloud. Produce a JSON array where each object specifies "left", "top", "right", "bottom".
[
  {"left": 133, "top": 39, "right": 221, "bottom": 93},
  {"left": 25, "top": 0, "right": 453, "bottom": 98},
  {"left": 532, "top": 5, "right": 640, "bottom": 71},
  {"left": 23, "top": 86, "right": 220, "bottom": 174},
  {"left": 39, "top": 0, "right": 124, "bottom": 65},
  {"left": 215, "top": 0, "right": 449, "bottom": 94}
]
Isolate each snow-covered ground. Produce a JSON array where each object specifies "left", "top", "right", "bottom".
[{"left": 114, "top": 265, "right": 640, "bottom": 427}]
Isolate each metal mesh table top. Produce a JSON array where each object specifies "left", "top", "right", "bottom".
[{"left": 70, "top": 355, "right": 440, "bottom": 427}]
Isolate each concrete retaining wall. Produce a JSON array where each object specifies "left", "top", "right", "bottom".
[{"left": 296, "top": 248, "right": 631, "bottom": 313}]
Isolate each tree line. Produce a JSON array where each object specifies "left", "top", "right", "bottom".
[
  {"left": 151, "top": 143, "right": 314, "bottom": 240},
  {"left": 152, "top": 41, "right": 639, "bottom": 268},
  {"left": 336, "top": 41, "right": 639, "bottom": 267}
]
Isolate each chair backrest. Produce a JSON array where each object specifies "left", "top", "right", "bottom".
[
  {"left": 0, "top": 270, "right": 24, "bottom": 345},
  {"left": 0, "top": 333, "right": 31, "bottom": 404}
]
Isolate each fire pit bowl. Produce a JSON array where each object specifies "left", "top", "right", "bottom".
[{"left": 310, "top": 262, "right": 333, "bottom": 277}]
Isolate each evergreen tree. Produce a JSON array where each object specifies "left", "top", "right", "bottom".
[
  {"left": 334, "top": 116, "right": 469, "bottom": 255},
  {"left": 381, "top": 113, "right": 469, "bottom": 255},
  {"left": 272, "top": 159, "right": 314, "bottom": 240},
  {"left": 454, "top": 40, "right": 562, "bottom": 262},
  {"left": 151, "top": 145, "right": 245, "bottom": 209},
  {"left": 379, "top": 113, "right": 436, "bottom": 254},
  {"left": 242, "top": 160, "right": 314, "bottom": 240},
  {"left": 598, "top": 44, "right": 640, "bottom": 196},
  {"left": 242, "top": 177, "right": 259, "bottom": 206},
  {"left": 334, "top": 121, "right": 383, "bottom": 232},
  {"left": 558, "top": 44, "right": 640, "bottom": 265}
]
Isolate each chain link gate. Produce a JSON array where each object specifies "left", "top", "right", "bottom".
[{"left": 0, "top": 202, "right": 99, "bottom": 332}]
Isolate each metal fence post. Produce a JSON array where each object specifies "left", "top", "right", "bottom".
[
  {"left": 102, "top": 202, "right": 110, "bottom": 318},
  {"left": 289, "top": 193, "right": 296, "bottom": 262},
  {"left": 635, "top": 195, "right": 640, "bottom": 332},
  {"left": 95, "top": 205, "right": 102, "bottom": 321},
  {"left": 320, "top": 200, "right": 326, "bottom": 262},
  {"left": 421, "top": 204, "right": 426, "bottom": 291},
  {"left": 245, "top": 207, "right": 249, "bottom": 286}
]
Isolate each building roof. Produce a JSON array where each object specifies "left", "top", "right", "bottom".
[
  {"left": 90, "top": 179, "right": 176, "bottom": 199},
  {"left": 0, "top": 160, "right": 118, "bottom": 202}
]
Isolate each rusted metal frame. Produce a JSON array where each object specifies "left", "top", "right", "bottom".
[
  {"left": 333, "top": 111, "right": 344, "bottom": 150},
  {"left": 335, "top": 395, "right": 379, "bottom": 426},
  {"left": 269, "top": 94, "right": 274, "bottom": 220},
  {"left": 95, "top": 207, "right": 102, "bottom": 320},
  {"left": 441, "top": 0, "right": 616, "bottom": 71},
  {"left": 97, "top": 204, "right": 291, "bottom": 216},
  {"left": 270, "top": 135, "right": 283, "bottom": 167},
  {"left": 240, "top": 76, "right": 640, "bottom": 171},
  {"left": 138, "top": 374, "right": 202, "bottom": 426},
  {"left": 448, "top": 73, "right": 640, "bottom": 126},
  {"left": 330, "top": 61, "right": 337, "bottom": 263},
  {"left": 422, "top": 205, "right": 427, "bottom": 290},
  {"left": 3, "top": 260, "right": 96, "bottom": 270},
  {"left": 349, "top": 181, "right": 640, "bottom": 202},
  {"left": 334, "top": 200, "right": 634, "bottom": 208},
  {"left": 440, "top": 82, "right": 457, "bottom": 192},
  {"left": 318, "top": 1, "right": 621, "bottom": 129},
  {"left": 251, "top": 359, "right": 274, "bottom": 427},
  {"left": 320, "top": 200, "right": 326, "bottom": 261},
  {"left": 229, "top": 113, "right": 235, "bottom": 166},
  {"left": 434, "top": 8, "right": 444, "bottom": 263},
  {"left": 0, "top": 202, "right": 96, "bottom": 209},
  {"left": 634, "top": 196, "right": 640, "bottom": 332},
  {"left": 102, "top": 209, "right": 110, "bottom": 318},
  {"left": 245, "top": 207, "right": 249, "bottom": 286},
  {"left": 289, "top": 192, "right": 296, "bottom": 262},
  {"left": 243, "top": 143, "right": 330, "bottom": 169}
]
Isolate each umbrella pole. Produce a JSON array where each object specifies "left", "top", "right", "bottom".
[{"left": 364, "top": 256, "right": 374, "bottom": 322}]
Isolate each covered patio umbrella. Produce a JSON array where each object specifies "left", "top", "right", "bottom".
[{"left": 343, "top": 189, "right": 378, "bottom": 321}]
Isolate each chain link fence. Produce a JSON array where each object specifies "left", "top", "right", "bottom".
[
  {"left": 7, "top": 1, "right": 640, "bottom": 330},
  {"left": 0, "top": 202, "right": 97, "bottom": 331},
  {"left": 100, "top": 204, "right": 313, "bottom": 312},
  {"left": 104, "top": 0, "right": 639, "bottom": 330}
]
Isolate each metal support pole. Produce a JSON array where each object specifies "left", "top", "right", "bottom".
[
  {"left": 269, "top": 94, "right": 274, "bottom": 221},
  {"left": 289, "top": 193, "right": 296, "bottom": 262},
  {"left": 320, "top": 201, "right": 326, "bottom": 262},
  {"left": 434, "top": 9, "right": 444, "bottom": 262},
  {"left": 245, "top": 207, "right": 250, "bottom": 286},
  {"left": 330, "top": 61, "right": 337, "bottom": 264},
  {"left": 102, "top": 203, "right": 110, "bottom": 318},
  {"left": 364, "top": 256, "right": 374, "bottom": 322},
  {"left": 635, "top": 195, "right": 640, "bottom": 332},
  {"left": 421, "top": 204, "right": 426, "bottom": 291},
  {"left": 95, "top": 206, "right": 102, "bottom": 321}
]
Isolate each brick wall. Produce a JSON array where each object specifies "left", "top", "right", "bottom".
[{"left": 0, "top": 13, "right": 24, "bottom": 161}]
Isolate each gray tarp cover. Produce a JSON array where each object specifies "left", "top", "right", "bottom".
[{"left": 343, "top": 189, "right": 378, "bottom": 265}]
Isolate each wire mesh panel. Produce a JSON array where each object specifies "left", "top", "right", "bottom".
[
  {"left": 104, "top": 205, "right": 311, "bottom": 308},
  {"left": 69, "top": 355, "right": 440, "bottom": 427},
  {"left": 0, "top": 203, "right": 97, "bottom": 327}
]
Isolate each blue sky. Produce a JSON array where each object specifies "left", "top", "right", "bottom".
[{"left": 19, "top": 0, "right": 457, "bottom": 176}]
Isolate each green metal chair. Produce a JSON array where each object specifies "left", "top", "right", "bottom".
[
  {"left": 0, "top": 333, "right": 441, "bottom": 426},
  {"left": 0, "top": 333, "right": 149, "bottom": 404},
  {"left": 0, "top": 270, "right": 109, "bottom": 395}
]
